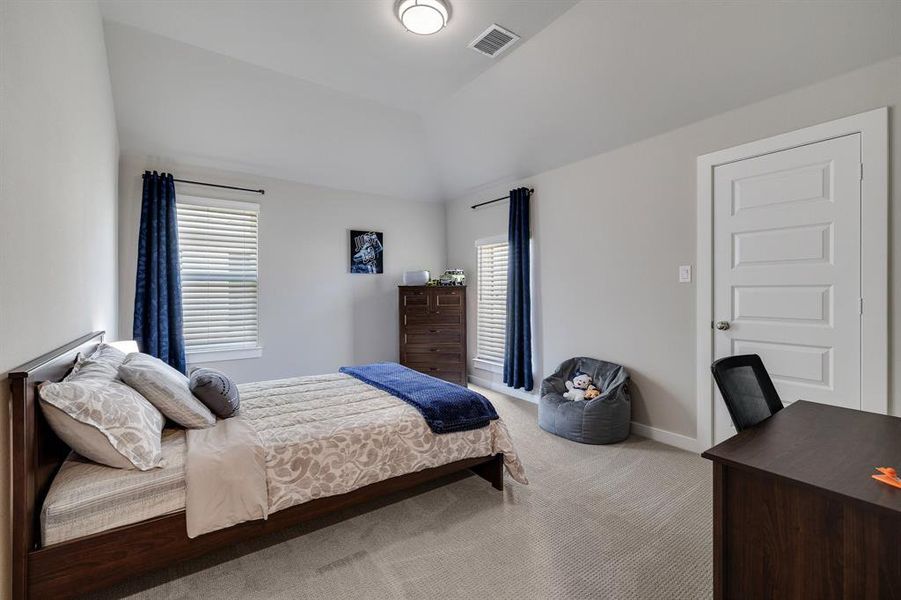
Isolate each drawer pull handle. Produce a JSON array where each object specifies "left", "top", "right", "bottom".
[
  {"left": 430, "top": 348, "right": 439, "bottom": 352},
  {"left": 428, "top": 329, "right": 438, "bottom": 333}
]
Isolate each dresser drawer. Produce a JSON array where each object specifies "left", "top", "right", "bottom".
[
  {"left": 403, "top": 362, "right": 465, "bottom": 383},
  {"left": 431, "top": 288, "right": 464, "bottom": 308},
  {"left": 441, "top": 375, "right": 467, "bottom": 386},
  {"left": 403, "top": 327, "right": 462, "bottom": 345},
  {"left": 400, "top": 290, "right": 429, "bottom": 307},
  {"left": 403, "top": 310, "right": 464, "bottom": 326},
  {"left": 404, "top": 343, "right": 464, "bottom": 363}
]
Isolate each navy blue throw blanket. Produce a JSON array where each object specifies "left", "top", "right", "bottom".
[{"left": 339, "top": 363, "right": 498, "bottom": 434}]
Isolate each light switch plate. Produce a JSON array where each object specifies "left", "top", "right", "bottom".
[{"left": 679, "top": 265, "right": 692, "bottom": 283}]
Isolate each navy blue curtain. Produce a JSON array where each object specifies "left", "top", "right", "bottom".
[
  {"left": 504, "top": 187, "right": 533, "bottom": 391},
  {"left": 133, "top": 171, "right": 187, "bottom": 373}
]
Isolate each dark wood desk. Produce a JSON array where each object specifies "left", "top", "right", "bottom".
[{"left": 702, "top": 401, "right": 901, "bottom": 599}]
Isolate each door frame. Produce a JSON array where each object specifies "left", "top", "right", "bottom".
[{"left": 696, "top": 107, "right": 888, "bottom": 449}]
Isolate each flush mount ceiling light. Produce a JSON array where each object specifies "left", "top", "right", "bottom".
[{"left": 397, "top": 0, "right": 449, "bottom": 35}]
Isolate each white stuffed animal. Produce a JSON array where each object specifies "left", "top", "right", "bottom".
[{"left": 564, "top": 373, "right": 594, "bottom": 401}]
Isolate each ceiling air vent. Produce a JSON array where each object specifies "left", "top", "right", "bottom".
[{"left": 468, "top": 24, "right": 520, "bottom": 58}]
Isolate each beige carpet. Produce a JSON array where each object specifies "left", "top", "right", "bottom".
[{"left": 90, "top": 386, "right": 712, "bottom": 600}]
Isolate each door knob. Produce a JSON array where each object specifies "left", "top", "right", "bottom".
[{"left": 714, "top": 321, "right": 731, "bottom": 331}]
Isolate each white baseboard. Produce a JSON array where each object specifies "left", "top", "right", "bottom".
[
  {"left": 468, "top": 375, "right": 539, "bottom": 404},
  {"left": 630, "top": 421, "right": 699, "bottom": 453}
]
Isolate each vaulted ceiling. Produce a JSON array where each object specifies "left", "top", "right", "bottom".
[{"left": 101, "top": 0, "right": 901, "bottom": 202}]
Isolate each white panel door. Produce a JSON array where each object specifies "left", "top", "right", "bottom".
[{"left": 712, "top": 134, "right": 861, "bottom": 442}]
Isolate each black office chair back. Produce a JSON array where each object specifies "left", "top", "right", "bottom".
[{"left": 710, "top": 354, "right": 784, "bottom": 432}]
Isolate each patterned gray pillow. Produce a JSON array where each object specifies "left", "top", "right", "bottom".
[
  {"left": 189, "top": 368, "right": 240, "bottom": 418},
  {"left": 68, "top": 343, "right": 126, "bottom": 381},
  {"left": 39, "top": 379, "right": 165, "bottom": 470},
  {"left": 119, "top": 353, "right": 216, "bottom": 429}
]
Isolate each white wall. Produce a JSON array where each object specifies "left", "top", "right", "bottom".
[
  {"left": 0, "top": 1, "right": 119, "bottom": 597},
  {"left": 104, "top": 21, "right": 440, "bottom": 202},
  {"left": 425, "top": 1, "right": 901, "bottom": 199},
  {"left": 447, "top": 55, "right": 901, "bottom": 443},
  {"left": 118, "top": 156, "right": 446, "bottom": 383}
]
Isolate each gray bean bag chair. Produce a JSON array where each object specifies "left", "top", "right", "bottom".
[{"left": 539, "top": 357, "right": 631, "bottom": 444}]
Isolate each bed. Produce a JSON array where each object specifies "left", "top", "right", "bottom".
[{"left": 11, "top": 331, "right": 525, "bottom": 599}]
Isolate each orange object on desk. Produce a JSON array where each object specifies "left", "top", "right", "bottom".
[{"left": 872, "top": 467, "right": 901, "bottom": 489}]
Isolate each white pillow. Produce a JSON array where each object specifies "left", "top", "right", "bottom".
[
  {"left": 118, "top": 353, "right": 216, "bottom": 429},
  {"left": 39, "top": 378, "right": 165, "bottom": 470},
  {"left": 68, "top": 343, "right": 127, "bottom": 381}
]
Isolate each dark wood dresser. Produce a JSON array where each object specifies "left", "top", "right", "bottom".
[{"left": 398, "top": 286, "right": 466, "bottom": 385}]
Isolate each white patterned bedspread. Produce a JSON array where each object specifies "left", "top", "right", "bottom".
[{"left": 238, "top": 373, "right": 528, "bottom": 514}]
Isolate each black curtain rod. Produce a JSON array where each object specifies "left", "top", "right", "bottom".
[
  {"left": 470, "top": 188, "right": 533, "bottom": 210},
  {"left": 142, "top": 173, "right": 265, "bottom": 195}
]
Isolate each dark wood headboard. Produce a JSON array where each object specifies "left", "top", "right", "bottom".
[{"left": 9, "top": 331, "right": 104, "bottom": 599}]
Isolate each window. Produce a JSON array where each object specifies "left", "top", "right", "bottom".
[
  {"left": 475, "top": 236, "right": 508, "bottom": 369},
  {"left": 176, "top": 196, "right": 261, "bottom": 361}
]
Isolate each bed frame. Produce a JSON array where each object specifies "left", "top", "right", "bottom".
[{"left": 10, "top": 331, "right": 504, "bottom": 599}]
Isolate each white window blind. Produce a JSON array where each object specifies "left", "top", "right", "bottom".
[
  {"left": 176, "top": 198, "right": 260, "bottom": 354},
  {"left": 476, "top": 240, "right": 508, "bottom": 366}
]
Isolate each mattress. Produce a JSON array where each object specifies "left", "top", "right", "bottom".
[{"left": 41, "top": 429, "right": 186, "bottom": 546}]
